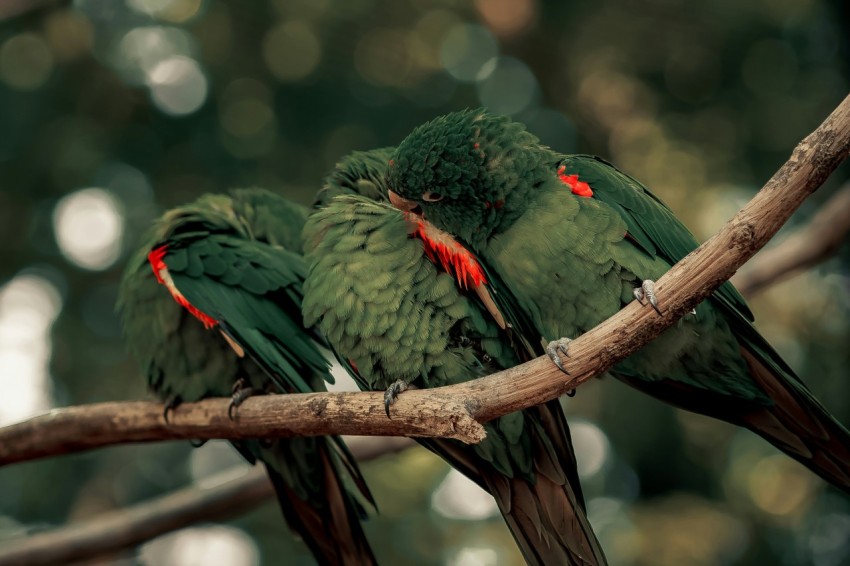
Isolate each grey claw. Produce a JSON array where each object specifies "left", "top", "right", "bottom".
[
  {"left": 546, "top": 338, "right": 572, "bottom": 375},
  {"left": 635, "top": 279, "right": 662, "bottom": 315},
  {"left": 163, "top": 395, "right": 180, "bottom": 423},
  {"left": 231, "top": 377, "right": 248, "bottom": 395},
  {"left": 384, "top": 379, "right": 409, "bottom": 418},
  {"left": 228, "top": 377, "right": 252, "bottom": 419},
  {"left": 228, "top": 388, "right": 255, "bottom": 420},
  {"left": 228, "top": 378, "right": 255, "bottom": 420}
]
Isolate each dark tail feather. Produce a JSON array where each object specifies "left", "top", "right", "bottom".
[
  {"left": 265, "top": 443, "right": 377, "bottom": 566},
  {"left": 496, "top": 401, "right": 606, "bottom": 566},
  {"left": 418, "top": 402, "right": 607, "bottom": 566},
  {"left": 616, "top": 352, "right": 850, "bottom": 495},
  {"left": 739, "top": 349, "right": 850, "bottom": 493}
]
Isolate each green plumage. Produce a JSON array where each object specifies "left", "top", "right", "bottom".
[
  {"left": 303, "top": 152, "right": 607, "bottom": 565},
  {"left": 117, "top": 188, "right": 376, "bottom": 565},
  {"left": 388, "top": 109, "right": 850, "bottom": 494}
]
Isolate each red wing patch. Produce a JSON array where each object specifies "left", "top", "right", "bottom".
[
  {"left": 409, "top": 217, "right": 487, "bottom": 290},
  {"left": 557, "top": 165, "right": 593, "bottom": 197},
  {"left": 148, "top": 245, "right": 218, "bottom": 329}
]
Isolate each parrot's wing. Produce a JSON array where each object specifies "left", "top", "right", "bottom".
[
  {"left": 563, "top": 154, "right": 753, "bottom": 322},
  {"left": 562, "top": 155, "right": 850, "bottom": 491},
  {"left": 159, "top": 234, "right": 331, "bottom": 394}
]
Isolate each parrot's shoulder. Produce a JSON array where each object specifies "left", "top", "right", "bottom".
[{"left": 557, "top": 154, "right": 754, "bottom": 322}]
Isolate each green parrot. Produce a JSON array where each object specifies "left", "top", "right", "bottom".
[
  {"left": 383, "top": 109, "right": 850, "bottom": 495},
  {"left": 117, "top": 188, "right": 377, "bottom": 565},
  {"left": 302, "top": 150, "right": 607, "bottom": 565}
]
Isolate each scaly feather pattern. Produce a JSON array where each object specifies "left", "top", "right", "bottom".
[
  {"left": 118, "top": 188, "right": 376, "bottom": 565},
  {"left": 386, "top": 109, "right": 850, "bottom": 494},
  {"left": 304, "top": 151, "right": 607, "bottom": 565}
]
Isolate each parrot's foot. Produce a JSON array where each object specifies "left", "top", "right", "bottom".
[
  {"left": 384, "top": 379, "right": 411, "bottom": 418},
  {"left": 546, "top": 337, "right": 572, "bottom": 375},
  {"left": 633, "top": 279, "right": 662, "bottom": 315},
  {"left": 228, "top": 378, "right": 256, "bottom": 420},
  {"left": 162, "top": 394, "right": 181, "bottom": 423}
]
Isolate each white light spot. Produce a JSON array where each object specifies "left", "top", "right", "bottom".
[
  {"left": 432, "top": 469, "right": 500, "bottom": 520},
  {"left": 127, "top": 0, "right": 174, "bottom": 15},
  {"left": 140, "top": 526, "right": 259, "bottom": 566},
  {"left": 189, "top": 440, "right": 251, "bottom": 484},
  {"left": 325, "top": 359, "right": 361, "bottom": 392},
  {"left": 53, "top": 188, "right": 124, "bottom": 271},
  {"left": 0, "top": 33, "right": 54, "bottom": 90},
  {"left": 440, "top": 24, "right": 498, "bottom": 82},
  {"left": 571, "top": 419, "right": 610, "bottom": 479},
  {"left": 147, "top": 55, "right": 207, "bottom": 115},
  {"left": 476, "top": 56, "right": 539, "bottom": 115},
  {"left": 115, "top": 26, "right": 196, "bottom": 84},
  {"left": 0, "top": 275, "right": 61, "bottom": 425},
  {"left": 449, "top": 546, "right": 499, "bottom": 566}
]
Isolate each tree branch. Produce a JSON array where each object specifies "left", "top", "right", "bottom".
[
  {"left": 0, "top": 437, "right": 413, "bottom": 566},
  {"left": 0, "top": 93, "right": 849, "bottom": 467},
  {"left": 731, "top": 182, "right": 850, "bottom": 296},
  {"left": 0, "top": 393, "right": 484, "bottom": 466}
]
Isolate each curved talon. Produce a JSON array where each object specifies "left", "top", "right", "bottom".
[
  {"left": 383, "top": 379, "right": 410, "bottom": 418},
  {"left": 546, "top": 338, "right": 572, "bottom": 375},
  {"left": 190, "top": 439, "right": 207, "bottom": 448},
  {"left": 162, "top": 395, "right": 181, "bottom": 423},
  {"left": 231, "top": 377, "right": 247, "bottom": 395},
  {"left": 634, "top": 279, "right": 662, "bottom": 315},
  {"left": 228, "top": 385, "right": 256, "bottom": 420}
]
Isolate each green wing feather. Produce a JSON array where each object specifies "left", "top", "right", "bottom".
[
  {"left": 163, "top": 235, "right": 329, "bottom": 394},
  {"left": 118, "top": 188, "right": 378, "bottom": 565},
  {"left": 303, "top": 194, "right": 607, "bottom": 566},
  {"left": 498, "top": 154, "right": 850, "bottom": 492},
  {"left": 563, "top": 155, "right": 753, "bottom": 321}
]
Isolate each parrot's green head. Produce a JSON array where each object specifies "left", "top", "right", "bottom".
[
  {"left": 315, "top": 147, "right": 395, "bottom": 208},
  {"left": 229, "top": 188, "right": 308, "bottom": 252},
  {"left": 388, "top": 109, "right": 552, "bottom": 248}
]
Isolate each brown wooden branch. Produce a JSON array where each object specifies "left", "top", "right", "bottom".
[
  {"left": 1, "top": 93, "right": 849, "bottom": 468},
  {"left": 0, "top": 436, "right": 413, "bottom": 566},
  {"left": 732, "top": 182, "right": 850, "bottom": 296},
  {"left": 0, "top": 393, "right": 484, "bottom": 466}
]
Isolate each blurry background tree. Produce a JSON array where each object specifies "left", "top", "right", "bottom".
[{"left": 0, "top": 1, "right": 848, "bottom": 565}]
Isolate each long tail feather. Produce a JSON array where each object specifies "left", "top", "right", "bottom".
[
  {"left": 418, "top": 402, "right": 607, "bottom": 566},
  {"left": 265, "top": 443, "right": 376, "bottom": 566},
  {"left": 739, "top": 349, "right": 850, "bottom": 492},
  {"left": 616, "top": 351, "right": 850, "bottom": 495}
]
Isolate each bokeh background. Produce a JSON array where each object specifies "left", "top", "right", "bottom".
[{"left": 1, "top": 0, "right": 849, "bottom": 564}]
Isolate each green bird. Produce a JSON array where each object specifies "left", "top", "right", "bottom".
[
  {"left": 117, "top": 188, "right": 377, "bottom": 565},
  {"left": 302, "top": 150, "right": 607, "bottom": 565},
  {"left": 384, "top": 109, "right": 850, "bottom": 494}
]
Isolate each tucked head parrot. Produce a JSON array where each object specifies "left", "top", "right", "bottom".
[
  {"left": 384, "top": 108, "right": 850, "bottom": 494},
  {"left": 302, "top": 150, "right": 607, "bottom": 565},
  {"left": 117, "top": 187, "right": 377, "bottom": 565}
]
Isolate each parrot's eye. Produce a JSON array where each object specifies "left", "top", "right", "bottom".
[{"left": 422, "top": 191, "right": 444, "bottom": 202}]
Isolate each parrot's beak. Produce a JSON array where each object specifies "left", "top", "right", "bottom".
[{"left": 388, "top": 190, "right": 419, "bottom": 213}]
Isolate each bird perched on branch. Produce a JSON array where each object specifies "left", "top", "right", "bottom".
[
  {"left": 302, "top": 149, "right": 607, "bottom": 565},
  {"left": 384, "top": 108, "right": 850, "bottom": 495},
  {"left": 117, "top": 188, "right": 376, "bottom": 565}
]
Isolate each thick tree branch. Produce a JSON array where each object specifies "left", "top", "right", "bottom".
[
  {"left": 0, "top": 437, "right": 413, "bottom": 566},
  {"left": 731, "top": 182, "right": 850, "bottom": 296},
  {"left": 0, "top": 393, "right": 484, "bottom": 466},
  {"left": 0, "top": 93, "right": 849, "bottom": 467}
]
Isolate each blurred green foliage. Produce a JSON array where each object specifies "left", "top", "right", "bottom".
[{"left": 0, "top": 0, "right": 848, "bottom": 564}]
